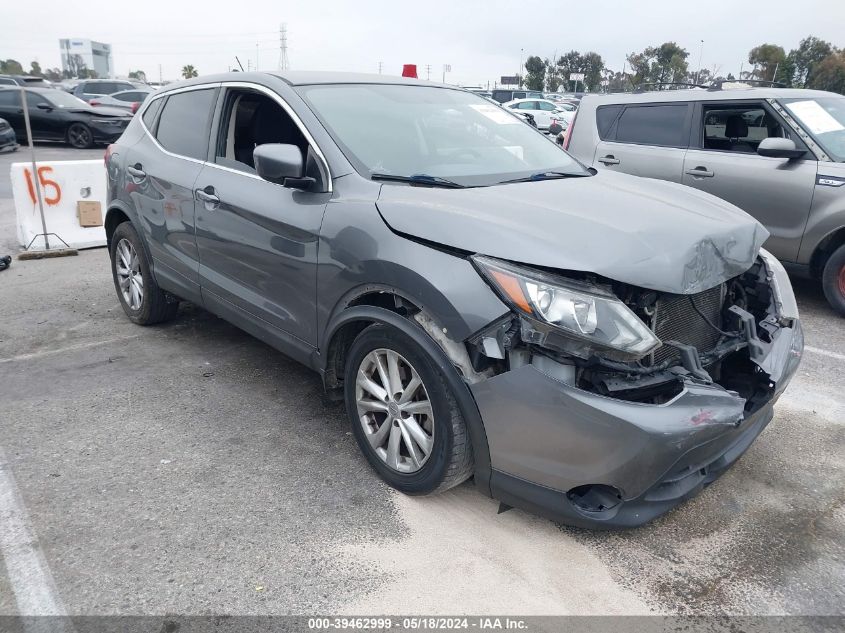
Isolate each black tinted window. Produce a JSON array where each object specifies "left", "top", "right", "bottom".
[
  {"left": 596, "top": 105, "right": 623, "bottom": 140},
  {"left": 142, "top": 98, "right": 162, "bottom": 130},
  {"left": 616, "top": 104, "right": 688, "bottom": 147},
  {"left": 155, "top": 89, "right": 215, "bottom": 159},
  {"left": 0, "top": 91, "right": 19, "bottom": 106}
]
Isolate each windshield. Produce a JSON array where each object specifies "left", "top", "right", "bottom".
[
  {"left": 298, "top": 84, "right": 586, "bottom": 186},
  {"left": 41, "top": 90, "right": 91, "bottom": 109},
  {"left": 782, "top": 97, "right": 845, "bottom": 162}
]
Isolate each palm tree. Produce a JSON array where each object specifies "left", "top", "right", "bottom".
[{"left": 181, "top": 65, "right": 198, "bottom": 79}]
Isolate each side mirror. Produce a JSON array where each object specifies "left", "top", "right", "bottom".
[
  {"left": 757, "top": 137, "right": 806, "bottom": 159},
  {"left": 253, "top": 143, "right": 315, "bottom": 190}
]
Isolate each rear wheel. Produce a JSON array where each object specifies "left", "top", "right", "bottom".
[
  {"left": 822, "top": 244, "right": 845, "bottom": 317},
  {"left": 344, "top": 323, "right": 474, "bottom": 495},
  {"left": 110, "top": 222, "right": 179, "bottom": 325},
  {"left": 67, "top": 122, "right": 93, "bottom": 149}
]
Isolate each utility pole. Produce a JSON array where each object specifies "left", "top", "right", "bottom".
[
  {"left": 695, "top": 39, "right": 704, "bottom": 84},
  {"left": 158, "top": 64, "right": 162, "bottom": 84},
  {"left": 278, "top": 23, "right": 290, "bottom": 70},
  {"left": 519, "top": 47, "right": 523, "bottom": 87},
  {"left": 425, "top": 64, "right": 431, "bottom": 80},
  {"left": 256, "top": 43, "right": 259, "bottom": 71},
  {"left": 378, "top": 61, "right": 383, "bottom": 74}
]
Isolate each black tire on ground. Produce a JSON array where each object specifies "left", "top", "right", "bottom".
[
  {"left": 821, "top": 243, "right": 845, "bottom": 317},
  {"left": 66, "top": 122, "right": 93, "bottom": 149},
  {"left": 344, "top": 323, "right": 474, "bottom": 495},
  {"left": 109, "top": 221, "right": 179, "bottom": 325}
]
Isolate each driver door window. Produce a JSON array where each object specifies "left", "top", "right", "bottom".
[{"left": 701, "top": 103, "right": 788, "bottom": 153}]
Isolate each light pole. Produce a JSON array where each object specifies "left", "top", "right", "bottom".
[
  {"left": 695, "top": 39, "right": 704, "bottom": 84},
  {"left": 519, "top": 48, "right": 523, "bottom": 87}
]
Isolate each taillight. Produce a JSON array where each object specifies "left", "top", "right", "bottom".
[
  {"left": 130, "top": 102, "right": 140, "bottom": 114},
  {"left": 90, "top": 100, "right": 100, "bottom": 106},
  {"left": 563, "top": 109, "right": 578, "bottom": 150}
]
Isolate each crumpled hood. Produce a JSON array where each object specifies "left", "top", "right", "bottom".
[{"left": 376, "top": 170, "right": 769, "bottom": 294}]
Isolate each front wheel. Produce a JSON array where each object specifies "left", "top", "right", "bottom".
[
  {"left": 822, "top": 244, "right": 845, "bottom": 317},
  {"left": 344, "top": 323, "right": 474, "bottom": 495},
  {"left": 66, "top": 122, "right": 93, "bottom": 149}
]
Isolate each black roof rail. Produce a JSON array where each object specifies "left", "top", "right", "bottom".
[
  {"left": 633, "top": 82, "right": 708, "bottom": 93},
  {"left": 708, "top": 79, "right": 787, "bottom": 90}
]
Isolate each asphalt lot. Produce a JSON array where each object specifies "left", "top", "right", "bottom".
[{"left": 0, "top": 145, "right": 843, "bottom": 617}]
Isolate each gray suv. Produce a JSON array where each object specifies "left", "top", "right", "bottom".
[
  {"left": 105, "top": 72, "right": 803, "bottom": 528},
  {"left": 566, "top": 87, "right": 845, "bottom": 316}
]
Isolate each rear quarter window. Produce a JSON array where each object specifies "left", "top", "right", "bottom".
[
  {"left": 596, "top": 105, "right": 623, "bottom": 140},
  {"left": 153, "top": 88, "right": 216, "bottom": 160},
  {"left": 615, "top": 104, "right": 689, "bottom": 147}
]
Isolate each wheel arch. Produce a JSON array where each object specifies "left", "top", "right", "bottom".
[
  {"left": 809, "top": 226, "right": 845, "bottom": 279},
  {"left": 104, "top": 201, "right": 160, "bottom": 285},
  {"left": 317, "top": 298, "right": 494, "bottom": 496}
]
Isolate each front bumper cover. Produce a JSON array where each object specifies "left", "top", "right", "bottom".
[{"left": 471, "top": 323, "right": 802, "bottom": 529}]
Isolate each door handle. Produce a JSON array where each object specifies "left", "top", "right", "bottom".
[
  {"left": 126, "top": 164, "right": 147, "bottom": 181},
  {"left": 685, "top": 167, "right": 714, "bottom": 178},
  {"left": 598, "top": 155, "right": 620, "bottom": 165},
  {"left": 195, "top": 186, "right": 220, "bottom": 208}
]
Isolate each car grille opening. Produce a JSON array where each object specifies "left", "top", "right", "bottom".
[{"left": 650, "top": 284, "right": 725, "bottom": 365}]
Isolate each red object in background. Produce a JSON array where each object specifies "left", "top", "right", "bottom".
[
  {"left": 402, "top": 64, "right": 418, "bottom": 78},
  {"left": 131, "top": 102, "right": 140, "bottom": 114}
]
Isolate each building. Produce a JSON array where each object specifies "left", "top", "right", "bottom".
[{"left": 59, "top": 39, "right": 113, "bottom": 78}]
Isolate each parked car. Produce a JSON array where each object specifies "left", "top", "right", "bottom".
[
  {"left": 503, "top": 98, "right": 574, "bottom": 131},
  {"left": 104, "top": 72, "right": 802, "bottom": 529},
  {"left": 0, "top": 74, "right": 53, "bottom": 87},
  {"left": 0, "top": 87, "right": 133, "bottom": 148},
  {"left": 481, "top": 96, "right": 537, "bottom": 127},
  {"left": 72, "top": 79, "right": 137, "bottom": 102},
  {"left": 89, "top": 88, "right": 153, "bottom": 113},
  {"left": 0, "top": 117, "right": 18, "bottom": 152},
  {"left": 490, "top": 88, "right": 545, "bottom": 104},
  {"left": 566, "top": 87, "right": 845, "bottom": 316}
]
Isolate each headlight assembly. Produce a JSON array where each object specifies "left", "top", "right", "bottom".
[{"left": 473, "top": 255, "right": 660, "bottom": 361}]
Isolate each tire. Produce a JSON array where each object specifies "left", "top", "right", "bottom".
[
  {"left": 821, "top": 243, "right": 845, "bottom": 317},
  {"left": 66, "top": 122, "right": 93, "bottom": 149},
  {"left": 109, "top": 221, "right": 179, "bottom": 325},
  {"left": 344, "top": 323, "right": 474, "bottom": 495}
]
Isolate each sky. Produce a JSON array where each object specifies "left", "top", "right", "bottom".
[{"left": 4, "top": 0, "right": 845, "bottom": 86}]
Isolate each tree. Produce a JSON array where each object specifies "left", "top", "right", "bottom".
[
  {"left": 787, "top": 36, "right": 836, "bottom": 88},
  {"left": 748, "top": 43, "right": 786, "bottom": 82},
  {"left": 626, "top": 42, "right": 689, "bottom": 87},
  {"left": 181, "top": 65, "right": 198, "bottom": 79},
  {"left": 810, "top": 51, "right": 845, "bottom": 94},
  {"left": 554, "top": 50, "right": 605, "bottom": 91},
  {"left": 44, "top": 68, "right": 62, "bottom": 82},
  {"left": 29, "top": 61, "right": 43, "bottom": 77},
  {"left": 545, "top": 59, "right": 561, "bottom": 92},
  {"left": 0, "top": 59, "right": 25, "bottom": 75},
  {"left": 523, "top": 56, "right": 546, "bottom": 91},
  {"left": 128, "top": 70, "right": 148, "bottom": 83},
  {"left": 63, "top": 54, "right": 87, "bottom": 78}
]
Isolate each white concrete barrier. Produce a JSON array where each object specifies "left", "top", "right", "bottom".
[{"left": 11, "top": 159, "right": 108, "bottom": 250}]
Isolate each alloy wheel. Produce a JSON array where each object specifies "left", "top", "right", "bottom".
[
  {"left": 68, "top": 124, "right": 92, "bottom": 148},
  {"left": 355, "top": 348, "right": 435, "bottom": 473},
  {"left": 115, "top": 238, "right": 144, "bottom": 310}
]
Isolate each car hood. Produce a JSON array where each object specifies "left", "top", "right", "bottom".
[{"left": 375, "top": 170, "right": 769, "bottom": 294}]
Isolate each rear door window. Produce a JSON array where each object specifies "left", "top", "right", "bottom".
[
  {"left": 154, "top": 88, "right": 216, "bottom": 160},
  {"left": 615, "top": 104, "right": 689, "bottom": 147}
]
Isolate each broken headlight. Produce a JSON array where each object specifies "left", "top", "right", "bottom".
[{"left": 473, "top": 255, "right": 660, "bottom": 360}]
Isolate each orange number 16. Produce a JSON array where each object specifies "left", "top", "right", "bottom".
[{"left": 23, "top": 166, "right": 62, "bottom": 206}]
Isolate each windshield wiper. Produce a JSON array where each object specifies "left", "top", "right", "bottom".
[
  {"left": 497, "top": 171, "right": 589, "bottom": 185},
  {"left": 370, "top": 173, "right": 466, "bottom": 188}
]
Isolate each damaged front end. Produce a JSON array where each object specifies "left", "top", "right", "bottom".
[{"left": 463, "top": 249, "right": 803, "bottom": 528}]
